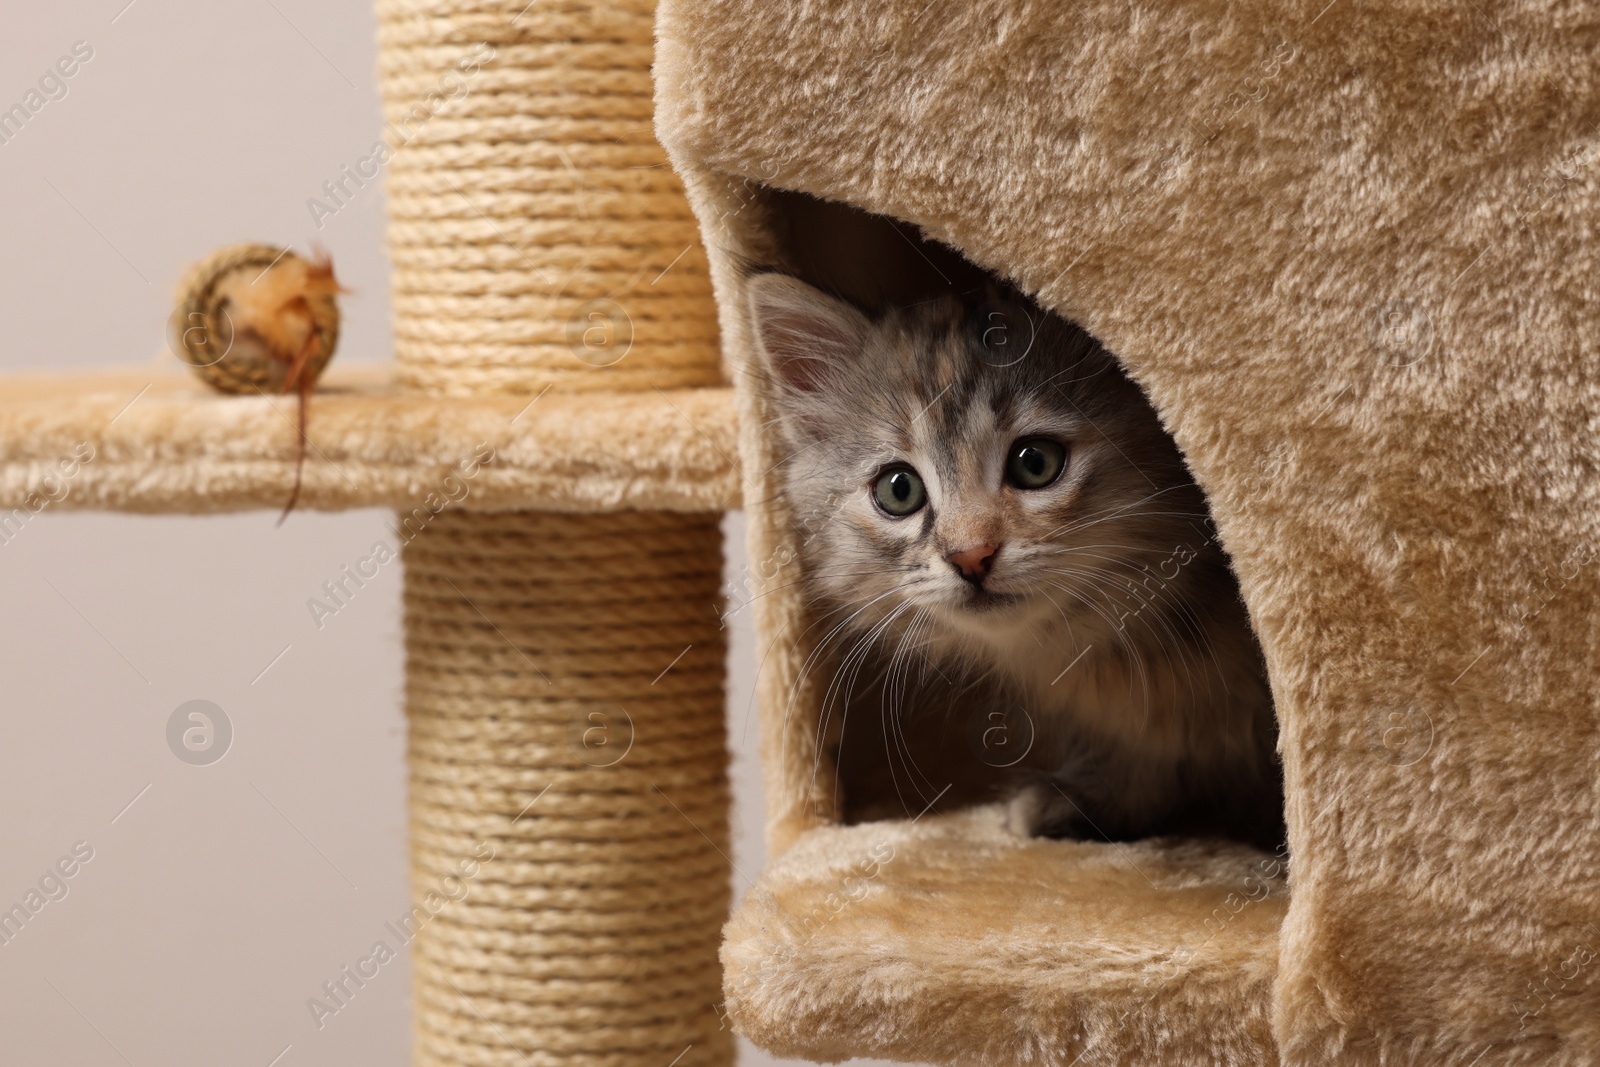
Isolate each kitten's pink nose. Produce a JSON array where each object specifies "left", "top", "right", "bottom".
[{"left": 946, "top": 542, "right": 1000, "bottom": 583}]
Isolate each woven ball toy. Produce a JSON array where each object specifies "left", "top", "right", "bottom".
[{"left": 170, "top": 242, "right": 343, "bottom": 519}]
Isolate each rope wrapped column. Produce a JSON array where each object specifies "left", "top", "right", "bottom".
[
  {"left": 377, "top": 2, "right": 732, "bottom": 1065},
  {"left": 378, "top": 0, "right": 721, "bottom": 394},
  {"left": 404, "top": 514, "right": 730, "bottom": 1067}
]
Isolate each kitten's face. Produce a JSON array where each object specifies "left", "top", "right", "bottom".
[{"left": 749, "top": 273, "right": 1207, "bottom": 653}]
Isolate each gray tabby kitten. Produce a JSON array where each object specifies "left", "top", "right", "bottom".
[{"left": 749, "top": 272, "right": 1281, "bottom": 845}]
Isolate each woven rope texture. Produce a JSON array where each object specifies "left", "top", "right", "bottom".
[
  {"left": 378, "top": 0, "right": 722, "bottom": 395},
  {"left": 404, "top": 510, "right": 731, "bottom": 1067},
  {"left": 379, "top": 4, "right": 734, "bottom": 1065}
]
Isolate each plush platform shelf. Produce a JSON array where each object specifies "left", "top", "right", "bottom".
[
  {"left": 722, "top": 807, "right": 1285, "bottom": 1067},
  {"left": 0, "top": 365, "right": 739, "bottom": 515}
]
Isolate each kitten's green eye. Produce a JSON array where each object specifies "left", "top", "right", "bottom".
[
  {"left": 872, "top": 466, "right": 927, "bottom": 517},
  {"left": 1006, "top": 438, "right": 1067, "bottom": 490}
]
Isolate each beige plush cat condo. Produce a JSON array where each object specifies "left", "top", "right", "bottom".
[
  {"left": 1, "top": 0, "right": 1596, "bottom": 1065},
  {"left": 654, "top": 0, "right": 1600, "bottom": 1064}
]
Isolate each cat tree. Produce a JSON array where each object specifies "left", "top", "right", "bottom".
[
  {"left": 4, "top": 0, "right": 1597, "bottom": 1065},
  {"left": 653, "top": 0, "right": 1600, "bottom": 1064}
]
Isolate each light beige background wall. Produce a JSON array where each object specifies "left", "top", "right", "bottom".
[{"left": 0, "top": 4, "right": 878, "bottom": 1065}]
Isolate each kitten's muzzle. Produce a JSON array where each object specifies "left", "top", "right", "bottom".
[{"left": 946, "top": 542, "right": 1000, "bottom": 585}]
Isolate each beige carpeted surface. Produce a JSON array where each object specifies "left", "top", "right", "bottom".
[
  {"left": 0, "top": 366, "right": 739, "bottom": 515},
  {"left": 655, "top": 0, "right": 1600, "bottom": 1062},
  {"left": 724, "top": 807, "right": 1286, "bottom": 1066}
]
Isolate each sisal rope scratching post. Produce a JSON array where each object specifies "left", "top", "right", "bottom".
[
  {"left": 378, "top": 0, "right": 722, "bottom": 396},
  {"left": 404, "top": 513, "right": 730, "bottom": 1067},
  {"left": 377, "top": 2, "right": 733, "bottom": 1065}
]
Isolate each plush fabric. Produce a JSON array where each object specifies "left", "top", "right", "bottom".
[
  {"left": 0, "top": 366, "right": 739, "bottom": 515},
  {"left": 723, "top": 806, "right": 1286, "bottom": 1066},
  {"left": 655, "top": 0, "right": 1600, "bottom": 1062}
]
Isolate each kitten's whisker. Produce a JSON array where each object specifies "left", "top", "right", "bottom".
[
  {"left": 1033, "top": 586, "right": 1081, "bottom": 652},
  {"left": 794, "top": 583, "right": 925, "bottom": 796},
  {"left": 1051, "top": 565, "right": 1231, "bottom": 724},
  {"left": 1045, "top": 508, "right": 1212, "bottom": 542},
  {"left": 884, "top": 608, "right": 924, "bottom": 722},
  {"left": 1072, "top": 570, "right": 1203, "bottom": 711},
  {"left": 1057, "top": 560, "right": 1237, "bottom": 707},
  {"left": 1040, "top": 491, "right": 1205, "bottom": 541},
  {"left": 1042, "top": 577, "right": 1156, "bottom": 720},
  {"left": 1035, "top": 549, "right": 1183, "bottom": 585},
  {"left": 776, "top": 581, "right": 923, "bottom": 792},
  {"left": 723, "top": 565, "right": 921, "bottom": 619},
  {"left": 815, "top": 600, "right": 919, "bottom": 798},
  {"left": 878, "top": 607, "right": 941, "bottom": 814}
]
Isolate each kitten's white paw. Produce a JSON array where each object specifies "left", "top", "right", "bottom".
[{"left": 1003, "top": 785, "right": 1048, "bottom": 838}]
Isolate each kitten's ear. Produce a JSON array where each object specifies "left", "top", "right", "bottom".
[{"left": 746, "top": 274, "right": 869, "bottom": 394}]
